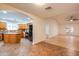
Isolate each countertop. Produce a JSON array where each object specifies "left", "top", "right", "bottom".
[{"left": 0, "top": 31, "right": 19, "bottom": 34}]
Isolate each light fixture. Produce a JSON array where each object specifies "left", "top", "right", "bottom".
[
  {"left": 70, "top": 19, "right": 73, "bottom": 22},
  {"left": 30, "top": 20, "right": 32, "bottom": 23},
  {"left": 2, "top": 10, "right": 7, "bottom": 14},
  {"left": 66, "top": 16, "right": 79, "bottom": 22},
  {"left": 2, "top": 18, "right": 6, "bottom": 19},
  {"left": 34, "top": 3, "right": 45, "bottom": 6},
  {"left": 27, "top": 17, "right": 31, "bottom": 20}
]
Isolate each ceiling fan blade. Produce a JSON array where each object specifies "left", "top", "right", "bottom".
[{"left": 73, "top": 19, "right": 79, "bottom": 20}]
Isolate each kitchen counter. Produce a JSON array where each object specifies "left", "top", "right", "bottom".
[
  {"left": 0, "top": 31, "right": 19, "bottom": 34},
  {"left": 4, "top": 31, "right": 19, "bottom": 34},
  {"left": 0, "top": 31, "right": 4, "bottom": 34},
  {"left": 3, "top": 31, "right": 21, "bottom": 44}
]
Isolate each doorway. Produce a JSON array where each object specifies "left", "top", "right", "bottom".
[{"left": 25, "top": 24, "right": 33, "bottom": 42}]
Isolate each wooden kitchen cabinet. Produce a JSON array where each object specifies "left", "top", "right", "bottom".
[
  {"left": 0, "top": 34, "right": 2, "bottom": 40},
  {"left": 4, "top": 34, "right": 21, "bottom": 44},
  {"left": 0, "top": 22, "right": 6, "bottom": 30},
  {"left": 18, "top": 24, "right": 28, "bottom": 30}
]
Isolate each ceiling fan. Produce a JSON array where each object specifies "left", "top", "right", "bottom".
[{"left": 66, "top": 16, "right": 79, "bottom": 21}]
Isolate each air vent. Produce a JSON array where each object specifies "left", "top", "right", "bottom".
[{"left": 45, "top": 6, "right": 52, "bottom": 10}]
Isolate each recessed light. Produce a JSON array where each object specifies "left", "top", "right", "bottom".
[
  {"left": 2, "top": 11, "right": 7, "bottom": 14},
  {"left": 30, "top": 20, "right": 32, "bottom": 23},
  {"left": 27, "top": 17, "right": 31, "bottom": 20},
  {"left": 2, "top": 18, "right": 6, "bottom": 19},
  {"left": 70, "top": 20, "right": 73, "bottom": 22},
  {"left": 34, "top": 3, "right": 45, "bottom": 6}
]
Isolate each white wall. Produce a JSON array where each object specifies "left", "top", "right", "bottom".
[
  {"left": 33, "top": 18, "right": 46, "bottom": 44},
  {"left": 59, "top": 23, "right": 79, "bottom": 36},
  {"left": 45, "top": 19, "right": 59, "bottom": 38},
  {"left": 33, "top": 19, "right": 59, "bottom": 44}
]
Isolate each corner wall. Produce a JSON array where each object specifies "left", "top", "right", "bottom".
[
  {"left": 33, "top": 18, "right": 46, "bottom": 44},
  {"left": 45, "top": 19, "right": 59, "bottom": 38}
]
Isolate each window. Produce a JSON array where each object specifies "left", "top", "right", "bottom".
[
  {"left": 7, "top": 23, "right": 18, "bottom": 30},
  {"left": 65, "top": 26, "right": 74, "bottom": 34}
]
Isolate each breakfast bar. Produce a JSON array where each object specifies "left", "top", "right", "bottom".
[{"left": 3, "top": 31, "right": 21, "bottom": 44}]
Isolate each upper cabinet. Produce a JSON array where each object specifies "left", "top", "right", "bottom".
[
  {"left": 18, "top": 24, "right": 28, "bottom": 30},
  {"left": 0, "top": 22, "right": 6, "bottom": 30}
]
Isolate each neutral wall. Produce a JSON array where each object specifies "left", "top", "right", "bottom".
[
  {"left": 45, "top": 19, "right": 59, "bottom": 38},
  {"left": 33, "top": 18, "right": 59, "bottom": 44},
  {"left": 59, "top": 23, "right": 79, "bottom": 36},
  {"left": 33, "top": 17, "right": 46, "bottom": 44}
]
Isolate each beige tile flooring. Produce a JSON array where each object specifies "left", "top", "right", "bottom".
[
  {"left": 45, "top": 35, "right": 79, "bottom": 53},
  {"left": 0, "top": 39, "right": 32, "bottom": 56},
  {"left": 0, "top": 36, "right": 79, "bottom": 56},
  {"left": 33, "top": 42, "right": 79, "bottom": 56}
]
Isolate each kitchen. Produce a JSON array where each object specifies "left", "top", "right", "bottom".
[{"left": 0, "top": 10, "right": 33, "bottom": 44}]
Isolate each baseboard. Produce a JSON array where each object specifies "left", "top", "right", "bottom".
[
  {"left": 58, "top": 34, "right": 79, "bottom": 37},
  {"left": 32, "top": 39, "right": 45, "bottom": 45}
]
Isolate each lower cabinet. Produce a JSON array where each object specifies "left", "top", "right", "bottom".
[
  {"left": 4, "top": 34, "right": 21, "bottom": 44},
  {"left": 0, "top": 34, "right": 2, "bottom": 40}
]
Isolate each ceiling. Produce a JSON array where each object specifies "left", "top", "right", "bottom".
[
  {"left": 0, "top": 3, "right": 78, "bottom": 24},
  {"left": 0, "top": 10, "right": 31, "bottom": 24},
  {"left": 6, "top": 3, "right": 79, "bottom": 19}
]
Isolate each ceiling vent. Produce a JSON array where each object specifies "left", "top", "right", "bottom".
[{"left": 45, "top": 6, "right": 52, "bottom": 10}]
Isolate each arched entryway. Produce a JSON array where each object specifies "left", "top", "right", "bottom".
[{"left": 0, "top": 10, "right": 33, "bottom": 43}]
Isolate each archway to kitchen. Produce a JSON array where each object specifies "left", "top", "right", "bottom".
[{"left": 0, "top": 10, "right": 33, "bottom": 44}]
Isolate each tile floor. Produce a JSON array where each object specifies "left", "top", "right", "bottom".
[{"left": 0, "top": 36, "right": 79, "bottom": 56}]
